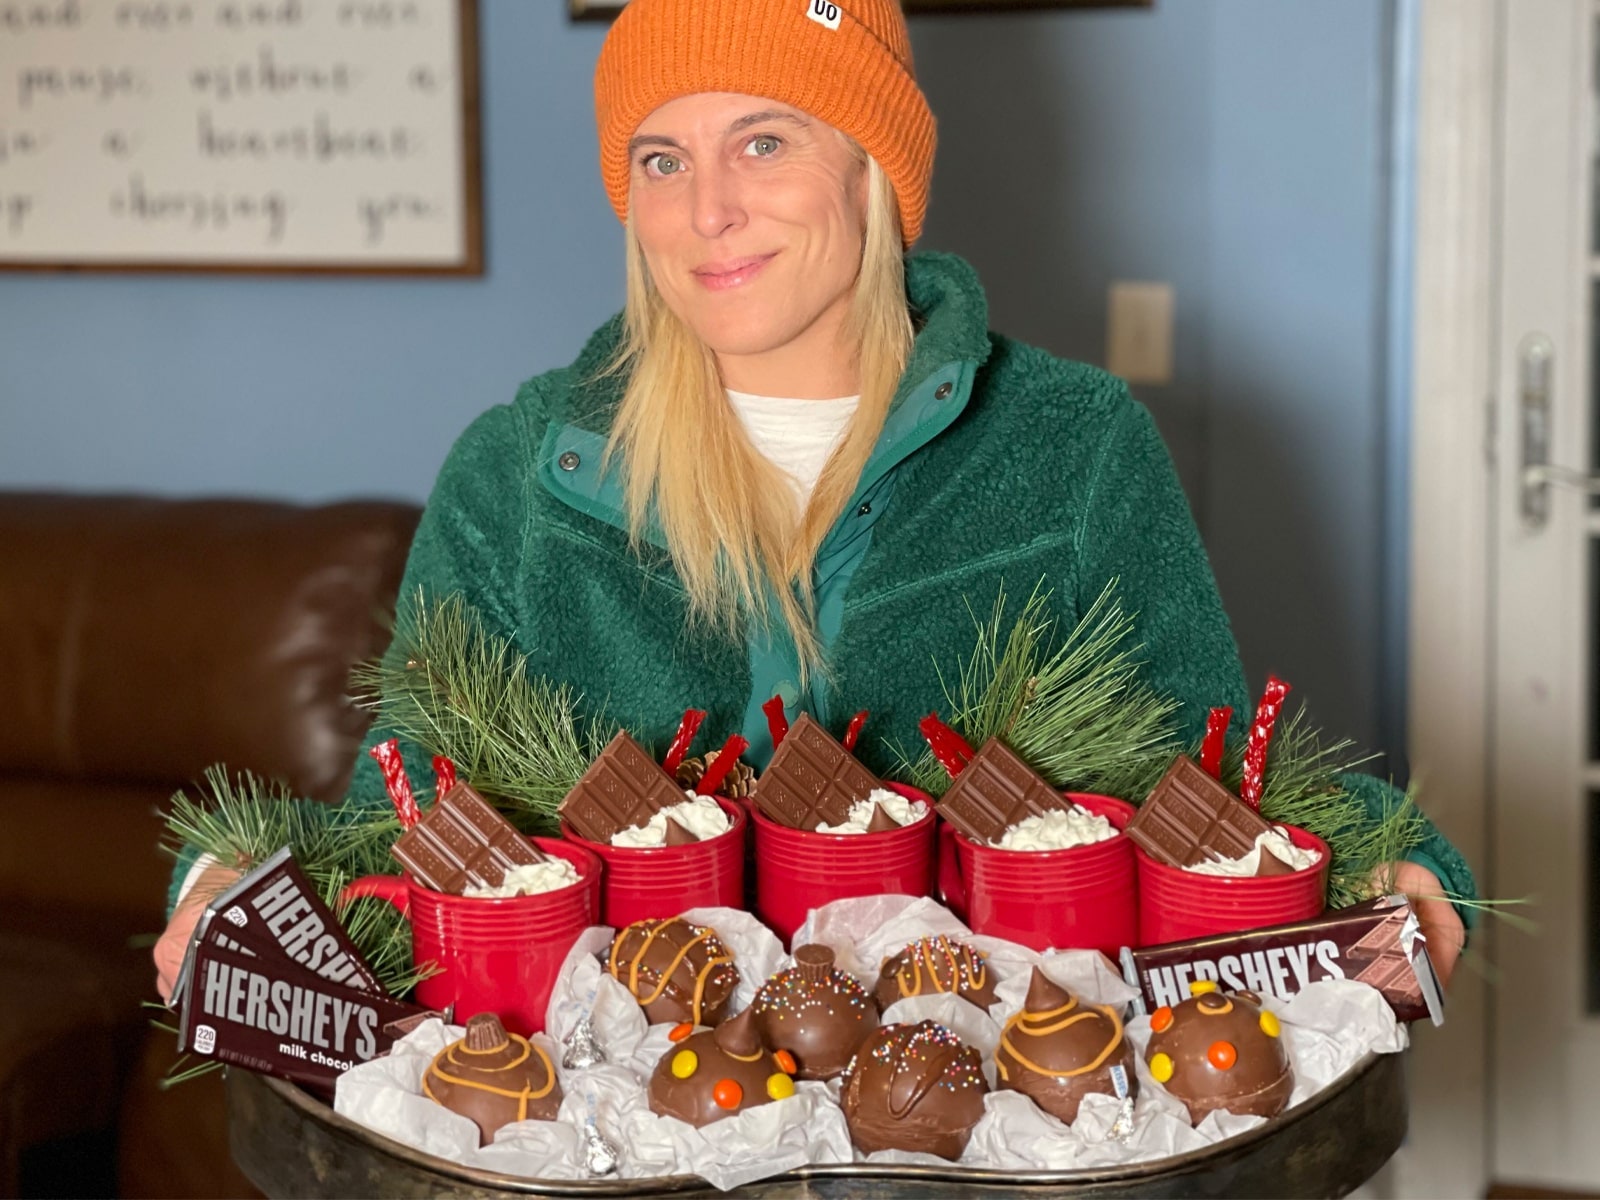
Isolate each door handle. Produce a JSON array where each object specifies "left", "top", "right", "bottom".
[{"left": 1519, "top": 332, "right": 1600, "bottom": 526}]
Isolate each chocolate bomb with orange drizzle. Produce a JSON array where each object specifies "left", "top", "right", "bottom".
[
  {"left": 648, "top": 1005, "right": 798, "bottom": 1127},
  {"left": 839, "top": 1020, "right": 989, "bottom": 1159},
  {"left": 752, "top": 944, "right": 879, "bottom": 1081},
  {"left": 873, "top": 934, "right": 999, "bottom": 1013},
  {"left": 422, "top": 1013, "right": 563, "bottom": 1146},
  {"left": 1144, "top": 980, "right": 1293, "bottom": 1124},
  {"left": 995, "top": 967, "right": 1137, "bottom": 1125},
  {"left": 605, "top": 917, "right": 740, "bottom": 1027}
]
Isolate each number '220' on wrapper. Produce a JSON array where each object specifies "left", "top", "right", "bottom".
[{"left": 1119, "top": 895, "right": 1445, "bottom": 1026}]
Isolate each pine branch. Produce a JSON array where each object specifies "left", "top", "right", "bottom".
[
  {"left": 350, "top": 590, "right": 615, "bottom": 834},
  {"left": 890, "top": 580, "right": 1182, "bottom": 799}
]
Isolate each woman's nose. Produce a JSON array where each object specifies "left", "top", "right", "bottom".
[{"left": 690, "top": 160, "right": 746, "bottom": 239}]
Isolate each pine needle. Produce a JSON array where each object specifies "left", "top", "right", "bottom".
[
  {"left": 890, "top": 580, "right": 1182, "bottom": 799},
  {"left": 351, "top": 590, "right": 616, "bottom": 833}
]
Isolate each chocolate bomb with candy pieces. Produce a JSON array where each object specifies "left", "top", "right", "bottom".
[
  {"left": 995, "top": 967, "right": 1137, "bottom": 1125},
  {"left": 873, "top": 934, "right": 999, "bottom": 1013},
  {"left": 422, "top": 1013, "right": 563, "bottom": 1145},
  {"left": 648, "top": 1005, "right": 797, "bottom": 1127},
  {"left": 605, "top": 917, "right": 740, "bottom": 1026},
  {"left": 1144, "top": 980, "right": 1293, "bottom": 1125},
  {"left": 839, "top": 1020, "right": 990, "bottom": 1160},
  {"left": 752, "top": 944, "right": 879, "bottom": 1081}
]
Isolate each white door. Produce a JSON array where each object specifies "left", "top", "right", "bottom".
[{"left": 1491, "top": 0, "right": 1600, "bottom": 1190}]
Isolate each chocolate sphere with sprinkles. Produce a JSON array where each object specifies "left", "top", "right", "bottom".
[
  {"left": 753, "top": 943, "right": 879, "bottom": 1081},
  {"left": 873, "top": 934, "right": 999, "bottom": 1012},
  {"left": 839, "top": 1020, "right": 990, "bottom": 1160}
]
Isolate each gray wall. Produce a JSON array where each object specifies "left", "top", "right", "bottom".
[{"left": 0, "top": 0, "right": 1405, "bottom": 765}]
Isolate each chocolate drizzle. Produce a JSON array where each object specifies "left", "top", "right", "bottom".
[
  {"left": 606, "top": 917, "right": 739, "bottom": 1027},
  {"left": 839, "top": 1020, "right": 988, "bottom": 1160},
  {"left": 421, "top": 1014, "right": 562, "bottom": 1145},
  {"left": 874, "top": 935, "right": 998, "bottom": 1012},
  {"left": 994, "top": 968, "right": 1136, "bottom": 1125}
]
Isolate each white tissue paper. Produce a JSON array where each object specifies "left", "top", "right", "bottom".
[{"left": 332, "top": 898, "right": 1407, "bottom": 1190}]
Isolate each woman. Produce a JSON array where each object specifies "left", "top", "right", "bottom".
[{"left": 155, "top": 0, "right": 1471, "bottom": 998}]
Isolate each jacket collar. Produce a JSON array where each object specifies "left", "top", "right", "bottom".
[{"left": 539, "top": 251, "right": 993, "bottom": 545}]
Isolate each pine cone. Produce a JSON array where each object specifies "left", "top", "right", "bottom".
[{"left": 675, "top": 749, "right": 757, "bottom": 798}]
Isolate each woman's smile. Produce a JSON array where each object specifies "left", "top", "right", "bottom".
[{"left": 693, "top": 252, "right": 778, "bottom": 291}]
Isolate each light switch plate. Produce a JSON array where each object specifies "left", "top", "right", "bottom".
[{"left": 1106, "top": 281, "right": 1174, "bottom": 385}]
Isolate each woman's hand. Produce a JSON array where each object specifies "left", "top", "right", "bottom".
[
  {"left": 153, "top": 863, "right": 242, "bottom": 1003},
  {"left": 1379, "top": 860, "right": 1464, "bottom": 989}
]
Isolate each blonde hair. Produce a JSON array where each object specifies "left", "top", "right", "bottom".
[{"left": 603, "top": 151, "right": 913, "bottom": 682}]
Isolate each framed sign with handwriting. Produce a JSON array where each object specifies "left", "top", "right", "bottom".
[{"left": 0, "top": 0, "right": 482, "bottom": 274}]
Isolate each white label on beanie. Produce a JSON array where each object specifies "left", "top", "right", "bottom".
[{"left": 806, "top": 0, "right": 843, "bottom": 31}]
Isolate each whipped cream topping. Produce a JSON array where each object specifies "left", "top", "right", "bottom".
[
  {"left": 1186, "top": 826, "right": 1322, "bottom": 876},
  {"left": 814, "top": 787, "right": 928, "bottom": 835},
  {"left": 991, "top": 805, "right": 1117, "bottom": 851},
  {"left": 463, "top": 858, "right": 580, "bottom": 898},
  {"left": 610, "top": 793, "right": 732, "bottom": 848}
]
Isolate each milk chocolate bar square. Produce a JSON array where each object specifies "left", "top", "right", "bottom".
[
  {"left": 391, "top": 782, "right": 545, "bottom": 894},
  {"left": 1125, "top": 755, "right": 1272, "bottom": 868},
  {"left": 752, "top": 713, "right": 880, "bottom": 831},
  {"left": 558, "top": 730, "right": 686, "bottom": 844},
  {"left": 933, "top": 737, "right": 1069, "bottom": 844}
]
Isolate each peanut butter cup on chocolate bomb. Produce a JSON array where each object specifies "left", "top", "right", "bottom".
[
  {"left": 839, "top": 1020, "right": 989, "bottom": 1160},
  {"left": 995, "top": 967, "right": 1137, "bottom": 1125},
  {"left": 752, "top": 944, "right": 879, "bottom": 1081},
  {"left": 873, "top": 934, "right": 999, "bottom": 1013},
  {"left": 648, "top": 1005, "right": 797, "bottom": 1127},
  {"left": 1144, "top": 980, "right": 1293, "bottom": 1124},
  {"left": 606, "top": 917, "right": 739, "bottom": 1026},
  {"left": 422, "top": 1013, "right": 563, "bottom": 1146}
]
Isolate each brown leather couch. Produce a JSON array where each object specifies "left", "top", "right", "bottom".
[{"left": 0, "top": 492, "right": 420, "bottom": 1197}]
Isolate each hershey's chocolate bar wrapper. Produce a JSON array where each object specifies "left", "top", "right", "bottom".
[
  {"left": 1120, "top": 895, "right": 1444, "bottom": 1026},
  {"left": 177, "top": 938, "right": 436, "bottom": 1094},
  {"left": 170, "top": 847, "right": 384, "bottom": 1007}
]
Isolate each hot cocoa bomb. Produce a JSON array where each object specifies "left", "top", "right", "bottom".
[
  {"left": 648, "top": 1005, "right": 798, "bottom": 1127},
  {"left": 752, "top": 943, "right": 879, "bottom": 1081},
  {"left": 421, "top": 1013, "right": 563, "bottom": 1145},
  {"left": 995, "top": 967, "right": 1137, "bottom": 1125},
  {"left": 606, "top": 916, "right": 739, "bottom": 1026},
  {"left": 1144, "top": 980, "right": 1293, "bottom": 1124},
  {"left": 873, "top": 934, "right": 999, "bottom": 1013},
  {"left": 839, "top": 1020, "right": 989, "bottom": 1160}
]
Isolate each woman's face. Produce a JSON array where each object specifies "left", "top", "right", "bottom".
[{"left": 628, "top": 92, "right": 869, "bottom": 385}]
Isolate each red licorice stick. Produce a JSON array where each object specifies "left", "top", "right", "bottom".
[
  {"left": 369, "top": 739, "right": 421, "bottom": 829},
  {"left": 695, "top": 735, "right": 750, "bottom": 796},
  {"left": 841, "top": 710, "right": 869, "bottom": 753},
  {"left": 432, "top": 755, "right": 458, "bottom": 801},
  {"left": 1240, "top": 676, "right": 1292, "bottom": 810},
  {"left": 662, "top": 709, "right": 706, "bottom": 776},
  {"left": 762, "top": 694, "right": 790, "bottom": 750},
  {"left": 1199, "top": 707, "right": 1233, "bottom": 779},
  {"left": 919, "top": 713, "right": 975, "bottom": 779}
]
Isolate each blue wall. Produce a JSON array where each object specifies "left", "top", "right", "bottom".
[{"left": 0, "top": 0, "right": 1404, "bottom": 762}]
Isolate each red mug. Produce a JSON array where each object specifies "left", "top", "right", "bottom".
[
  {"left": 1134, "top": 823, "right": 1330, "bottom": 945},
  {"left": 939, "top": 793, "right": 1138, "bottom": 956},
  {"left": 340, "top": 837, "right": 600, "bottom": 1037},
  {"left": 561, "top": 797, "right": 746, "bottom": 928},
  {"left": 752, "top": 782, "right": 937, "bottom": 947}
]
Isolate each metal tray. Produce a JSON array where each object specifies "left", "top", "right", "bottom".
[{"left": 227, "top": 1050, "right": 1405, "bottom": 1198}]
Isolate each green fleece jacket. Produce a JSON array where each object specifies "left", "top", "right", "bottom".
[{"left": 169, "top": 251, "right": 1474, "bottom": 920}]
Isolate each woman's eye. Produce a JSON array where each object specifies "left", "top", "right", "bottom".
[
  {"left": 644, "top": 153, "right": 683, "bottom": 177},
  {"left": 747, "top": 135, "right": 781, "bottom": 157}
]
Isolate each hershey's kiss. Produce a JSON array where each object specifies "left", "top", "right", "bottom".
[
  {"left": 712, "top": 1005, "right": 763, "bottom": 1056},
  {"left": 1023, "top": 966, "right": 1073, "bottom": 1012},
  {"left": 562, "top": 1014, "right": 607, "bottom": 1070},
  {"left": 582, "top": 1116, "right": 619, "bottom": 1176},
  {"left": 864, "top": 802, "right": 900, "bottom": 834},
  {"left": 1255, "top": 844, "right": 1297, "bottom": 877},
  {"left": 464, "top": 1012, "right": 509, "bottom": 1052},
  {"left": 664, "top": 817, "right": 700, "bottom": 845}
]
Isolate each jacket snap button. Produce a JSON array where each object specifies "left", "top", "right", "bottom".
[
  {"left": 558, "top": 451, "right": 581, "bottom": 471},
  {"left": 934, "top": 381, "right": 953, "bottom": 400},
  {"left": 857, "top": 503, "right": 872, "bottom": 517}
]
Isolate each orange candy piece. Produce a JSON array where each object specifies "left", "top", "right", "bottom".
[
  {"left": 669, "top": 1022, "right": 694, "bottom": 1043},
  {"left": 1207, "top": 1040, "right": 1238, "bottom": 1070},
  {"left": 713, "top": 1079, "right": 743, "bottom": 1109},
  {"left": 1150, "top": 1005, "right": 1174, "bottom": 1033},
  {"left": 773, "top": 1049, "right": 797, "bottom": 1075}
]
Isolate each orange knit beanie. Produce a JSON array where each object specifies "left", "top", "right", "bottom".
[{"left": 594, "top": 0, "right": 936, "bottom": 245}]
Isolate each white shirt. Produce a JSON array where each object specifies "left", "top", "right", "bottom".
[{"left": 726, "top": 389, "right": 861, "bottom": 505}]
